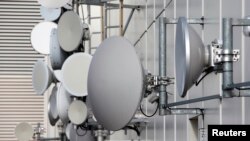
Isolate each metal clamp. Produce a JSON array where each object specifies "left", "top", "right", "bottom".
[
  {"left": 208, "top": 39, "right": 240, "bottom": 66},
  {"left": 145, "top": 73, "right": 174, "bottom": 96}
]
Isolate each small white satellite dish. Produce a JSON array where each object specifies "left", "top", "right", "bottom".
[
  {"left": 57, "top": 84, "right": 72, "bottom": 124},
  {"left": 62, "top": 53, "right": 92, "bottom": 97},
  {"left": 88, "top": 36, "right": 145, "bottom": 131},
  {"left": 38, "top": 0, "right": 71, "bottom": 9},
  {"left": 32, "top": 60, "right": 54, "bottom": 95},
  {"left": 68, "top": 100, "right": 88, "bottom": 125},
  {"left": 15, "top": 122, "right": 34, "bottom": 141},
  {"left": 58, "top": 11, "right": 84, "bottom": 52},
  {"left": 31, "top": 22, "right": 57, "bottom": 55},
  {"left": 40, "top": 6, "right": 61, "bottom": 21},
  {"left": 48, "top": 85, "right": 59, "bottom": 126}
]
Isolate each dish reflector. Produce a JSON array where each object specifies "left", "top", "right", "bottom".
[
  {"left": 32, "top": 60, "right": 53, "bottom": 95},
  {"left": 15, "top": 122, "right": 34, "bottom": 141},
  {"left": 40, "top": 6, "right": 61, "bottom": 21},
  {"left": 31, "top": 22, "right": 57, "bottom": 54},
  {"left": 62, "top": 53, "right": 92, "bottom": 97},
  {"left": 49, "top": 28, "right": 68, "bottom": 70},
  {"left": 48, "top": 85, "right": 59, "bottom": 126},
  {"left": 175, "top": 17, "right": 207, "bottom": 97},
  {"left": 54, "top": 70, "right": 62, "bottom": 82},
  {"left": 58, "top": 11, "right": 83, "bottom": 52},
  {"left": 57, "top": 84, "right": 72, "bottom": 124},
  {"left": 88, "top": 36, "right": 144, "bottom": 131},
  {"left": 38, "top": 0, "right": 70, "bottom": 9},
  {"left": 68, "top": 100, "right": 88, "bottom": 125}
]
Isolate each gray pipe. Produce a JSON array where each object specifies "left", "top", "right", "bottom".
[
  {"left": 222, "top": 18, "right": 234, "bottom": 98},
  {"left": 159, "top": 17, "right": 167, "bottom": 115}
]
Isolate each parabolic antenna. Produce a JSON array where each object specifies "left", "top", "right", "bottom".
[
  {"left": 54, "top": 70, "right": 62, "bottom": 82},
  {"left": 31, "top": 22, "right": 57, "bottom": 54},
  {"left": 15, "top": 122, "right": 34, "bottom": 141},
  {"left": 62, "top": 53, "right": 92, "bottom": 97},
  {"left": 40, "top": 6, "right": 61, "bottom": 21},
  {"left": 48, "top": 85, "right": 59, "bottom": 126},
  {"left": 88, "top": 36, "right": 145, "bottom": 131},
  {"left": 68, "top": 100, "right": 88, "bottom": 125},
  {"left": 49, "top": 28, "right": 68, "bottom": 70},
  {"left": 65, "top": 123, "right": 95, "bottom": 141},
  {"left": 32, "top": 60, "right": 54, "bottom": 95},
  {"left": 175, "top": 17, "right": 208, "bottom": 98},
  {"left": 57, "top": 84, "right": 72, "bottom": 124},
  {"left": 58, "top": 11, "right": 84, "bottom": 52},
  {"left": 38, "top": 0, "right": 70, "bottom": 9}
]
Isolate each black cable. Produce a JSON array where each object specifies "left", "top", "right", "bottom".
[
  {"left": 76, "top": 126, "right": 88, "bottom": 136},
  {"left": 140, "top": 103, "right": 159, "bottom": 117},
  {"left": 125, "top": 126, "right": 140, "bottom": 136},
  {"left": 195, "top": 67, "right": 214, "bottom": 86}
]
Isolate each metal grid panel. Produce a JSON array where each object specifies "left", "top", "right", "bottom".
[{"left": 0, "top": 0, "right": 44, "bottom": 140}]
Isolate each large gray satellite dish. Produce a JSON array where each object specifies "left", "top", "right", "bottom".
[
  {"left": 175, "top": 17, "right": 207, "bottom": 98},
  {"left": 88, "top": 36, "right": 145, "bottom": 131},
  {"left": 58, "top": 11, "right": 84, "bottom": 52}
]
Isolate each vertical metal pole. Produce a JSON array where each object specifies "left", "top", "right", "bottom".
[
  {"left": 159, "top": 17, "right": 167, "bottom": 115},
  {"left": 119, "top": 0, "right": 124, "bottom": 36},
  {"left": 222, "top": 18, "right": 234, "bottom": 98},
  {"left": 87, "top": 5, "right": 92, "bottom": 54},
  {"left": 104, "top": 3, "right": 108, "bottom": 39}
]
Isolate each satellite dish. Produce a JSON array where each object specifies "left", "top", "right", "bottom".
[
  {"left": 68, "top": 100, "right": 88, "bottom": 125},
  {"left": 57, "top": 84, "right": 72, "bottom": 124},
  {"left": 40, "top": 6, "right": 61, "bottom": 21},
  {"left": 54, "top": 70, "right": 62, "bottom": 82},
  {"left": 58, "top": 11, "right": 84, "bottom": 52},
  {"left": 49, "top": 28, "right": 68, "bottom": 70},
  {"left": 65, "top": 123, "right": 95, "bottom": 141},
  {"left": 88, "top": 36, "right": 145, "bottom": 131},
  {"left": 48, "top": 85, "right": 59, "bottom": 126},
  {"left": 32, "top": 60, "right": 54, "bottom": 95},
  {"left": 62, "top": 53, "right": 92, "bottom": 97},
  {"left": 31, "top": 22, "right": 57, "bottom": 54},
  {"left": 38, "top": 0, "right": 71, "bottom": 9},
  {"left": 15, "top": 122, "right": 34, "bottom": 141},
  {"left": 175, "top": 17, "right": 208, "bottom": 98}
]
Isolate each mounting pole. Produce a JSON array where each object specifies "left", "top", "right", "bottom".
[
  {"left": 119, "top": 0, "right": 124, "bottom": 36},
  {"left": 159, "top": 17, "right": 168, "bottom": 115},
  {"left": 222, "top": 18, "right": 234, "bottom": 98}
]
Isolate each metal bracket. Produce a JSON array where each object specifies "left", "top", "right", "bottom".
[
  {"left": 168, "top": 108, "right": 203, "bottom": 115},
  {"left": 226, "top": 81, "right": 250, "bottom": 90},
  {"left": 208, "top": 39, "right": 240, "bottom": 67}
]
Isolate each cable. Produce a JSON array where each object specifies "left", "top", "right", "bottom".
[
  {"left": 140, "top": 103, "right": 159, "bottom": 117},
  {"left": 76, "top": 126, "right": 88, "bottom": 136},
  {"left": 134, "top": 0, "right": 173, "bottom": 46},
  {"left": 124, "top": 126, "right": 141, "bottom": 136},
  {"left": 195, "top": 67, "right": 214, "bottom": 86}
]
